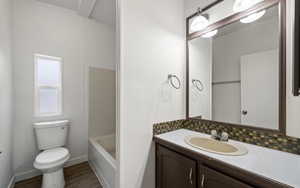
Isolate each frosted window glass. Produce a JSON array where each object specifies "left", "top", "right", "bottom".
[
  {"left": 35, "top": 54, "right": 62, "bottom": 116},
  {"left": 37, "top": 57, "right": 60, "bottom": 86},
  {"left": 39, "top": 88, "right": 59, "bottom": 114}
]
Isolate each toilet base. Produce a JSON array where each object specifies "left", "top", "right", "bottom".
[{"left": 42, "top": 168, "right": 65, "bottom": 188}]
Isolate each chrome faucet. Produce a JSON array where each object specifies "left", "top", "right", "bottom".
[{"left": 211, "top": 130, "right": 229, "bottom": 142}]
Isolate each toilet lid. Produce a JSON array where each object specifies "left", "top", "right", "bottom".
[{"left": 35, "top": 147, "right": 69, "bottom": 165}]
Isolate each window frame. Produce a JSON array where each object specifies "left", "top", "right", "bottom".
[{"left": 34, "top": 54, "right": 63, "bottom": 117}]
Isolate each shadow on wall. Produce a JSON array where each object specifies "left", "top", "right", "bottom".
[
  {"left": 152, "top": 77, "right": 183, "bottom": 123},
  {"left": 140, "top": 143, "right": 156, "bottom": 188},
  {"left": 138, "top": 77, "right": 183, "bottom": 188}
]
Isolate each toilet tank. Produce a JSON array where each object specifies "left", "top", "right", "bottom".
[{"left": 34, "top": 120, "right": 69, "bottom": 150}]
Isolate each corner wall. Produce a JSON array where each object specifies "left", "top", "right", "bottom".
[
  {"left": 12, "top": 0, "right": 115, "bottom": 179},
  {"left": 0, "top": 0, "right": 13, "bottom": 187},
  {"left": 118, "top": 0, "right": 186, "bottom": 187}
]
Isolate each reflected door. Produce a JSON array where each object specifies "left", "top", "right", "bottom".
[{"left": 240, "top": 50, "right": 279, "bottom": 129}]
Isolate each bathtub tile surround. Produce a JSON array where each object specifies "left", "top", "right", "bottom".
[{"left": 153, "top": 119, "right": 300, "bottom": 155}]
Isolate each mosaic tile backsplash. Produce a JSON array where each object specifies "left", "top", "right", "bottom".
[{"left": 153, "top": 119, "right": 300, "bottom": 155}]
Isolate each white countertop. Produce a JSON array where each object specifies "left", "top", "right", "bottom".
[{"left": 155, "top": 129, "right": 300, "bottom": 188}]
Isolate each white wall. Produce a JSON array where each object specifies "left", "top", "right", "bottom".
[
  {"left": 189, "top": 38, "right": 212, "bottom": 119},
  {"left": 0, "top": 0, "right": 13, "bottom": 187},
  {"left": 89, "top": 67, "right": 116, "bottom": 138},
  {"left": 118, "top": 0, "right": 186, "bottom": 187},
  {"left": 12, "top": 0, "right": 115, "bottom": 178},
  {"left": 212, "top": 16, "right": 278, "bottom": 124}
]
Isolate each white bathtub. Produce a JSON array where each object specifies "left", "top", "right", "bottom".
[{"left": 89, "top": 134, "right": 116, "bottom": 188}]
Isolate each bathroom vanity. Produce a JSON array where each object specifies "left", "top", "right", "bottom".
[
  {"left": 154, "top": 129, "right": 300, "bottom": 188},
  {"left": 153, "top": 0, "right": 300, "bottom": 187}
]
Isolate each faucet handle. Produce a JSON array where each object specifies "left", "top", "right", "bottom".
[
  {"left": 220, "top": 132, "right": 229, "bottom": 141},
  {"left": 211, "top": 130, "right": 218, "bottom": 139}
]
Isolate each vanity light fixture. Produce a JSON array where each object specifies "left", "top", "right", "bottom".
[
  {"left": 240, "top": 10, "right": 266, "bottom": 23},
  {"left": 190, "top": 8, "right": 209, "bottom": 32},
  {"left": 202, "top": 29, "right": 218, "bottom": 38}
]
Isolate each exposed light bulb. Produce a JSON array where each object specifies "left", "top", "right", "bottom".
[
  {"left": 190, "top": 15, "right": 209, "bottom": 32},
  {"left": 240, "top": 10, "right": 266, "bottom": 23},
  {"left": 233, "top": 0, "right": 264, "bottom": 13},
  {"left": 201, "top": 30, "right": 218, "bottom": 38}
]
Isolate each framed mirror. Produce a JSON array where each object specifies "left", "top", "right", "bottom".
[{"left": 186, "top": 0, "right": 286, "bottom": 134}]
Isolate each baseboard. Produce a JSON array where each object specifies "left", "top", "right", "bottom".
[
  {"left": 14, "top": 169, "right": 41, "bottom": 182},
  {"left": 65, "top": 155, "right": 88, "bottom": 167},
  {"left": 89, "top": 160, "right": 111, "bottom": 188},
  {"left": 7, "top": 176, "right": 15, "bottom": 188},
  {"left": 14, "top": 155, "right": 88, "bottom": 183}
]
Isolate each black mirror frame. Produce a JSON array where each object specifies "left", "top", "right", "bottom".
[
  {"left": 294, "top": 0, "right": 300, "bottom": 96},
  {"left": 186, "top": 0, "right": 286, "bottom": 135}
]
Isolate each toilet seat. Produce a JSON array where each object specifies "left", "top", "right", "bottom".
[{"left": 34, "top": 147, "right": 70, "bottom": 170}]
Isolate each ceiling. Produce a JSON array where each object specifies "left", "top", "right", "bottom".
[
  {"left": 38, "top": 0, "right": 78, "bottom": 10},
  {"left": 90, "top": 0, "right": 115, "bottom": 26},
  {"left": 37, "top": 0, "right": 115, "bottom": 27}
]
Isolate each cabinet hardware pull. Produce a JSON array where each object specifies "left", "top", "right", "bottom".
[
  {"left": 189, "top": 168, "right": 193, "bottom": 184},
  {"left": 201, "top": 174, "right": 205, "bottom": 187}
]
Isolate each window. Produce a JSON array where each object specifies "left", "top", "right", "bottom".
[{"left": 34, "top": 54, "right": 62, "bottom": 117}]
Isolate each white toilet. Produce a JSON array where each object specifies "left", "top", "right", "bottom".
[{"left": 33, "top": 120, "right": 70, "bottom": 188}]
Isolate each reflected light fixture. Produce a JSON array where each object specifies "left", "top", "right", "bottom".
[
  {"left": 233, "top": 0, "right": 266, "bottom": 24},
  {"left": 190, "top": 8, "right": 209, "bottom": 32},
  {"left": 233, "top": 0, "right": 264, "bottom": 13},
  {"left": 201, "top": 29, "right": 218, "bottom": 38},
  {"left": 240, "top": 10, "right": 266, "bottom": 23}
]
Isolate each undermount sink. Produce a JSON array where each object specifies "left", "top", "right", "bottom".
[{"left": 185, "top": 136, "right": 248, "bottom": 156}]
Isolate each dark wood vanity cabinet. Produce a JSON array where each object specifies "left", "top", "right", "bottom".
[
  {"left": 200, "top": 165, "right": 253, "bottom": 188},
  {"left": 156, "top": 144, "right": 251, "bottom": 188},
  {"left": 156, "top": 145, "right": 197, "bottom": 188},
  {"left": 155, "top": 143, "right": 291, "bottom": 188}
]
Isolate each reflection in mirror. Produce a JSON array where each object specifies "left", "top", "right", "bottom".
[{"left": 189, "top": 5, "right": 280, "bottom": 130}]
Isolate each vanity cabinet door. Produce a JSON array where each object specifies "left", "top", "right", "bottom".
[
  {"left": 156, "top": 145, "right": 197, "bottom": 188},
  {"left": 199, "top": 165, "right": 254, "bottom": 188}
]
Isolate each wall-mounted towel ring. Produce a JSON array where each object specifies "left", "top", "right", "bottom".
[
  {"left": 168, "top": 74, "right": 181, "bottom": 89},
  {"left": 192, "top": 79, "right": 204, "bottom": 92}
]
